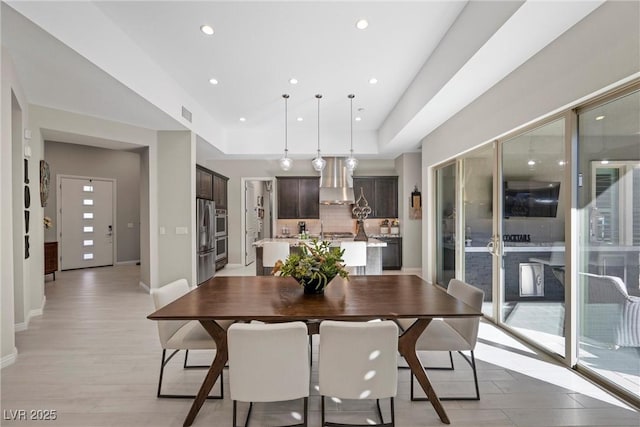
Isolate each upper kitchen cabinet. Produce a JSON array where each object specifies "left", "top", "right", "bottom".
[
  {"left": 277, "top": 176, "right": 320, "bottom": 219},
  {"left": 213, "top": 172, "right": 229, "bottom": 210},
  {"left": 352, "top": 176, "right": 398, "bottom": 218},
  {"left": 196, "top": 166, "right": 213, "bottom": 200}
]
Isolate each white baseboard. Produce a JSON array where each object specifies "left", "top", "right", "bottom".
[
  {"left": 29, "top": 296, "right": 46, "bottom": 318},
  {"left": 139, "top": 281, "right": 150, "bottom": 293},
  {"left": 15, "top": 296, "right": 46, "bottom": 332},
  {"left": 116, "top": 260, "right": 140, "bottom": 265},
  {"left": 401, "top": 267, "right": 422, "bottom": 274},
  {"left": 1, "top": 347, "right": 18, "bottom": 369}
]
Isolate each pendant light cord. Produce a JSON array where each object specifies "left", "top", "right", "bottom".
[
  {"left": 349, "top": 94, "right": 354, "bottom": 154},
  {"left": 283, "top": 94, "right": 289, "bottom": 154},
  {"left": 316, "top": 94, "right": 322, "bottom": 156}
]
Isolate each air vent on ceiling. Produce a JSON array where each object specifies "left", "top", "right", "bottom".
[{"left": 181, "top": 106, "right": 192, "bottom": 123}]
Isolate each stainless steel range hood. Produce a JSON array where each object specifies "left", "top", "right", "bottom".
[{"left": 319, "top": 157, "right": 355, "bottom": 205}]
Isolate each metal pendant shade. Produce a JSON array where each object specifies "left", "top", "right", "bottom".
[
  {"left": 311, "top": 94, "right": 326, "bottom": 172},
  {"left": 279, "top": 94, "right": 293, "bottom": 171}
]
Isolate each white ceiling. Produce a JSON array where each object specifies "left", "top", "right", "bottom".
[{"left": 2, "top": 1, "right": 606, "bottom": 161}]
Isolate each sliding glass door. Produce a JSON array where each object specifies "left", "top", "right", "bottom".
[
  {"left": 499, "top": 119, "right": 567, "bottom": 356},
  {"left": 460, "top": 144, "right": 496, "bottom": 317},
  {"left": 576, "top": 89, "right": 640, "bottom": 397},
  {"left": 431, "top": 83, "right": 639, "bottom": 404}
]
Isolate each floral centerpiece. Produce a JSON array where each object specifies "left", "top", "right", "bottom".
[{"left": 272, "top": 239, "right": 349, "bottom": 294}]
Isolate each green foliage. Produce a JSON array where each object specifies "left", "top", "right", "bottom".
[{"left": 273, "top": 239, "right": 349, "bottom": 291}]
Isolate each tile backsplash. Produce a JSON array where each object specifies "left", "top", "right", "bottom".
[{"left": 276, "top": 205, "right": 398, "bottom": 236}]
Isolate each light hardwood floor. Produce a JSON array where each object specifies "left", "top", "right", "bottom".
[{"left": 1, "top": 265, "right": 638, "bottom": 426}]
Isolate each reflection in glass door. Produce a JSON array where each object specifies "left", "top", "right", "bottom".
[
  {"left": 460, "top": 144, "right": 495, "bottom": 317},
  {"left": 435, "top": 163, "right": 456, "bottom": 286},
  {"left": 577, "top": 89, "right": 640, "bottom": 399},
  {"left": 500, "top": 119, "right": 566, "bottom": 357}
]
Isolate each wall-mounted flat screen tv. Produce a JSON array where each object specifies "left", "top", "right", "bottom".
[{"left": 503, "top": 181, "right": 560, "bottom": 218}]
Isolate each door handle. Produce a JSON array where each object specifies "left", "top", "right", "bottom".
[{"left": 486, "top": 235, "right": 501, "bottom": 257}]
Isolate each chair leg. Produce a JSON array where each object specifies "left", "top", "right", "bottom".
[
  {"left": 409, "top": 350, "right": 480, "bottom": 401},
  {"left": 157, "top": 349, "right": 223, "bottom": 399},
  {"left": 322, "top": 396, "right": 393, "bottom": 427}
]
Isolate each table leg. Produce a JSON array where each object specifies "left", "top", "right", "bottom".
[
  {"left": 183, "top": 320, "right": 228, "bottom": 427},
  {"left": 398, "top": 318, "right": 450, "bottom": 424}
]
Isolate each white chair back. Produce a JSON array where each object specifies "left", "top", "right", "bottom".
[
  {"left": 444, "top": 279, "right": 484, "bottom": 348},
  {"left": 262, "top": 241, "right": 291, "bottom": 268},
  {"left": 319, "top": 320, "right": 398, "bottom": 399},
  {"left": 340, "top": 241, "right": 367, "bottom": 268},
  {"left": 151, "top": 279, "right": 191, "bottom": 347},
  {"left": 228, "top": 321, "right": 310, "bottom": 403}
]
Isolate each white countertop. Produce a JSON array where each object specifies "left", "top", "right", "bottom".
[{"left": 253, "top": 237, "right": 387, "bottom": 248}]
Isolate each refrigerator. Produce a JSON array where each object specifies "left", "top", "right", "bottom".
[{"left": 197, "top": 199, "right": 216, "bottom": 284}]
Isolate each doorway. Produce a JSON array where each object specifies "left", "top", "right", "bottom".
[
  {"left": 242, "top": 178, "right": 275, "bottom": 266},
  {"left": 58, "top": 176, "right": 115, "bottom": 270}
]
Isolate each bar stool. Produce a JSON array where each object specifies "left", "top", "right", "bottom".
[
  {"left": 340, "top": 241, "right": 367, "bottom": 275},
  {"left": 262, "top": 241, "right": 290, "bottom": 275}
]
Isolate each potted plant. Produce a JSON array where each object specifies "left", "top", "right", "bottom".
[{"left": 272, "top": 239, "right": 349, "bottom": 294}]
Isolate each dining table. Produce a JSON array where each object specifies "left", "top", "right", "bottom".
[{"left": 147, "top": 274, "right": 482, "bottom": 426}]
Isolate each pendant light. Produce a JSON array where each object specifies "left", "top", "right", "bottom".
[
  {"left": 278, "top": 94, "right": 293, "bottom": 171},
  {"left": 345, "top": 94, "right": 358, "bottom": 171},
  {"left": 311, "top": 94, "right": 326, "bottom": 172}
]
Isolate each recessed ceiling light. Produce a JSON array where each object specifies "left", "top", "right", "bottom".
[
  {"left": 600, "top": 159, "right": 609, "bottom": 164},
  {"left": 200, "top": 25, "right": 214, "bottom": 35},
  {"left": 239, "top": 117, "right": 246, "bottom": 122},
  {"left": 297, "top": 117, "right": 303, "bottom": 122},
  {"left": 558, "top": 161, "right": 565, "bottom": 166},
  {"left": 355, "top": 19, "right": 369, "bottom": 30},
  {"left": 355, "top": 117, "right": 362, "bottom": 122},
  {"left": 208, "top": 78, "right": 218, "bottom": 85},
  {"left": 595, "top": 115, "right": 605, "bottom": 120},
  {"left": 369, "top": 78, "right": 378, "bottom": 85},
  {"left": 289, "top": 78, "right": 298, "bottom": 85},
  {"left": 527, "top": 160, "right": 536, "bottom": 166}
]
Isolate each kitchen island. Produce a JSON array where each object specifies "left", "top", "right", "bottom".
[{"left": 253, "top": 237, "right": 387, "bottom": 276}]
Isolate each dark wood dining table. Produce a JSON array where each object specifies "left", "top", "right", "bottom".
[{"left": 147, "top": 274, "right": 482, "bottom": 426}]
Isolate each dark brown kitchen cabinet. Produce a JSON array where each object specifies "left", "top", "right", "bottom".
[
  {"left": 196, "top": 166, "right": 213, "bottom": 200},
  {"left": 213, "top": 172, "right": 228, "bottom": 210},
  {"left": 352, "top": 176, "right": 398, "bottom": 218},
  {"left": 277, "top": 177, "right": 320, "bottom": 219},
  {"left": 377, "top": 236, "right": 402, "bottom": 270}
]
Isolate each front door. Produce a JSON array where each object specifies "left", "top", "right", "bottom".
[{"left": 60, "top": 177, "right": 114, "bottom": 270}]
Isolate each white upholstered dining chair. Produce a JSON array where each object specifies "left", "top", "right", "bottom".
[
  {"left": 398, "top": 278, "right": 484, "bottom": 400},
  {"left": 319, "top": 320, "right": 399, "bottom": 427},
  {"left": 150, "top": 278, "right": 232, "bottom": 399},
  {"left": 228, "top": 321, "right": 310, "bottom": 427}
]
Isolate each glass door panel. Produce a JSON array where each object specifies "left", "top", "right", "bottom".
[
  {"left": 460, "top": 144, "right": 495, "bottom": 317},
  {"left": 435, "top": 163, "right": 456, "bottom": 286},
  {"left": 577, "top": 89, "right": 640, "bottom": 398},
  {"left": 500, "top": 118, "right": 567, "bottom": 357}
]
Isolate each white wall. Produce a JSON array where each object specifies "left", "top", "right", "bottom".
[
  {"left": 421, "top": 0, "right": 640, "bottom": 280},
  {"left": 156, "top": 131, "right": 196, "bottom": 287},
  {"left": 1, "top": 47, "right": 30, "bottom": 366},
  {"left": 395, "top": 153, "right": 422, "bottom": 268}
]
